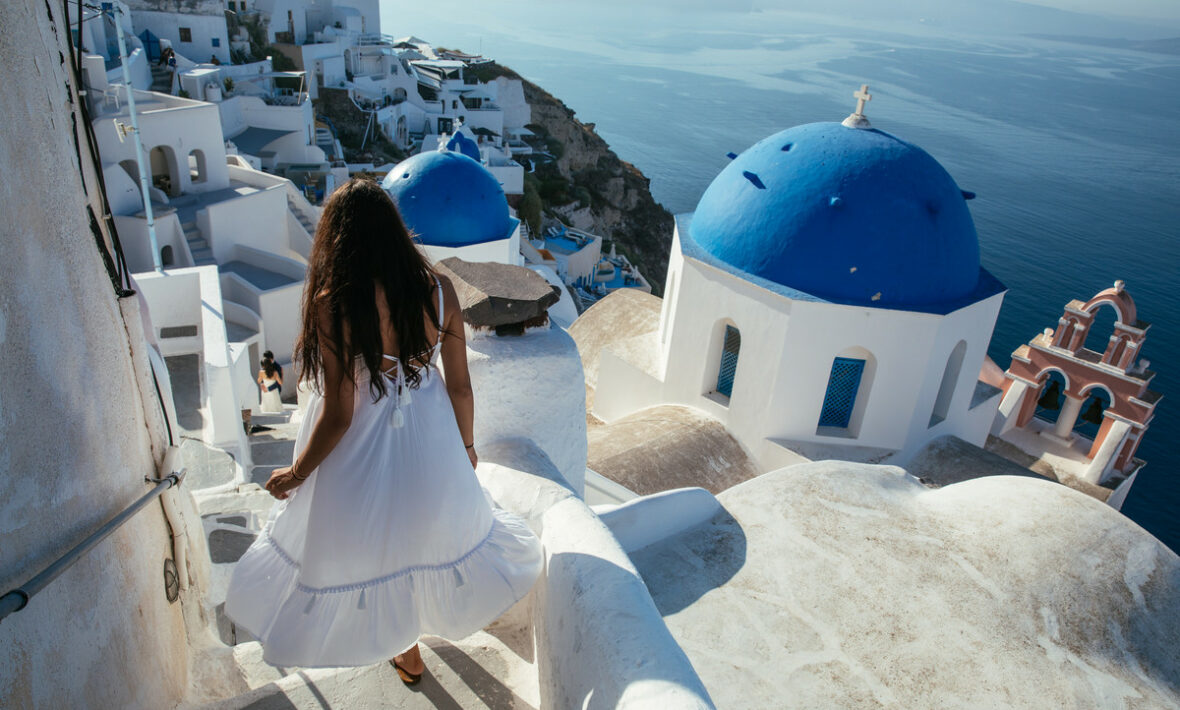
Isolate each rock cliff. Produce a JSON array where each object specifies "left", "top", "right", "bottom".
[{"left": 468, "top": 63, "right": 674, "bottom": 294}]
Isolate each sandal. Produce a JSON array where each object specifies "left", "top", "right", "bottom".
[{"left": 390, "top": 658, "right": 423, "bottom": 686}]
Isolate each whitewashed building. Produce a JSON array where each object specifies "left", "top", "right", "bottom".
[
  {"left": 591, "top": 103, "right": 1006, "bottom": 471},
  {"left": 126, "top": 0, "right": 231, "bottom": 64}
]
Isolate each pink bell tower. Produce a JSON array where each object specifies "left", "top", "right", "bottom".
[{"left": 996, "top": 281, "right": 1160, "bottom": 494}]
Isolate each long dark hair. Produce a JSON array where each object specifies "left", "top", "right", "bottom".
[{"left": 295, "top": 178, "right": 439, "bottom": 399}]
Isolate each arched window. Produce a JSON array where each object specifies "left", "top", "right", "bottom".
[
  {"left": 929, "top": 340, "right": 967, "bottom": 427},
  {"left": 188, "top": 149, "right": 207, "bottom": 184},
  {"left": 818, "top": 355, "right": 869, "bottom": 431},
  {"left": 160, "top": 245, "right": 174, "bottom": 267},
  {"left": 149, "top": 145, "right": 180, "bottom": 197},
  {"left": 119, "top": 159, "right": 140, "bottom": 184},
  {"left": 1082, "top": 303, "right": 1119, "bottom": 354},
  {"left": 395, "top": 115, "right": 407, "bottom": 147},
  {"left": 714, "top": 325, "right": 741, "bottom": 399}
]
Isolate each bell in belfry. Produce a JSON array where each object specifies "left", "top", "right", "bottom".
[
  {"left": 1081, "top": 396, "right": 1105, "bottom": 425},
  {"left": 1037, "top": 380, "right": 1062, "bottom": 410}
]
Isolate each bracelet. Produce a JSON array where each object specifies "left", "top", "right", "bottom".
[
  {"left": 464, "top": 443, "right": 474, "bottom": 449},
  {"left": 292, "top": 463, "right": 308, "bottom": 481}
]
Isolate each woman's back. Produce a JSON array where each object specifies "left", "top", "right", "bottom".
[{"left": 224, "top": 177, "right": 541, "bottom": 670}]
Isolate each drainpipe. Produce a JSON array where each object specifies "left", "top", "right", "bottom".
[
  {"left": 159, "top": 446, "right": 190, "bottom": 591},
  {"left": 110, "top": 2, "right": 162, "bottom": 271}
]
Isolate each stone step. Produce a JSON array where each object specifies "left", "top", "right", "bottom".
[
  {"left": 197, "top": 631, "right": 539, "bottom": 709},
  {"left": 188, "top": 237, "right": 208, "bottom": 251},
  {"left": 181, "top": 220, "right": 197, "bottom": 231},
  {"left": 191, "top": 247, "right": 214, "bottom": 263}
]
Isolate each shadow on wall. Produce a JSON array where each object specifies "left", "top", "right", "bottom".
[{"left": 629, "top": 505, "right": 747, "bottom": 617}]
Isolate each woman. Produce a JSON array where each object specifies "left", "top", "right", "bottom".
[
  {"left": 257, "top": 358, "right": 283, "bottom": 413},
  {"left": 225, "top": 179, "right": 543, "bottom": 681}
]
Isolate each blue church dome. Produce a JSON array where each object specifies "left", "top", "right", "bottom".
[
  {"left": 688, "top": 122, "right": 981, "bottom": 308},
  {"left": 381, "top": 150, "right": 514, "bottom": 247}
]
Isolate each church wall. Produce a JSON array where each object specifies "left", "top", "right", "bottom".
[
  {"left": 422, "top": 230, "right": 522, "bottom": 268},
  {"left": 773, "top": 299, "right": 939, "bottom": 449},
  {"left": 0, "top": 2, "right": 196, "bottom": 706},
  {"left": 901, "top": 291, "right": 1005, "bottom": 455},
  {"left": 656, "top": 238, "right": 793, "bottom": 453}
]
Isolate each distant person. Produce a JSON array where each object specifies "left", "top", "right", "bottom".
[
  {"left": 210, "top": 54, "right": 221, "bottom": 66},
  {"left": 257, "top": 358, "right": 283, "bottom": 413},
  {"left": 224, "top": 178, "right": 542, "bottom": 683},
  {"left": 263, "top": 350, "right": 282, "bottom": 381}
]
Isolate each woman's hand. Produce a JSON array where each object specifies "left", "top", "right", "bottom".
[
  {"left": 265, "top": 466, "right": 304, "bottom": 499},
  {"left": 467, "top": 446, "right": 478, "bottom": 470}
]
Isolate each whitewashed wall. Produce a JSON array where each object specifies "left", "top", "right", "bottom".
[
  {"left": 478, "top": 441, "right": 714, "bottom": 709},
  {"left": 421, "top": 226, "right": 522, "bottom": 267},
  {"left": 466, "top": 325, "right": 588, "bottom": 495},
  {"left": 130, "top": 9, "right": 230, "bottom": 64},
  {"left": 0, "top": 3, "right": 200, "bottom": 706},
  {"left": 92, "top": 95, "right": 230, "bottom": 195}
]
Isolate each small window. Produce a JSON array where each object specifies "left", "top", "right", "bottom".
[
  {"left": 819, "top": 357, "right": 866, "bottom": 428},
  {"left": 179, "top": 27, "right": 192, "bottom": 43},
  {"left": 160, "top": 245, "right": 174, "bottom": 267},
  {"left": 212, "top": 37, "right": 220, "bottom": 47},
  {"left": 714, "top": 325, "right": 741, "bottom": 399}
]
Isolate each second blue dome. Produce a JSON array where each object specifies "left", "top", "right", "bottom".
[
  {"left": 382, "top": 150, "right": 513, "bottom": 247},
  {"left": 689, "top": 122, "right": 981, "bottom": 308}
]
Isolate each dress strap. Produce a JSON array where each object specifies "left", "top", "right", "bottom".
[{"left": 432, "top": 276, "right": 445, "bottom": 356}]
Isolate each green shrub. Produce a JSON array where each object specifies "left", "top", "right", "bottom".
[{"left": 520, "top": 181, "right": 542, "bottom": 236}]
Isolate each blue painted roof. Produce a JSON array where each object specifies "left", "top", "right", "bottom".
[
  {"left": 690, "top": 122, "right": 982, "bottom": 309},
  {"left": 381, "top": 150, "right": 514, "bottom": 247},
  {"left": 446, "top": 131, "right": 482, "bottom": 161}
]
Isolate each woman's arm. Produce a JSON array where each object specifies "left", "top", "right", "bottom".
[
  {"left": 437, "top": 276, "right": 477, "bottom": 469},
  {"left": 266, "top": 305, "right": 355, "bottom": 499}
]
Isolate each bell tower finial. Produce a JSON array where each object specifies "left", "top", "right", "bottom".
[{"left": 842, "top": 84, "right": 873, "bottom": 129}]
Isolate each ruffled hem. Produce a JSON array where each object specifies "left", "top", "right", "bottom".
[{"left": 225, "top": 507, "right": 543, "bottom": 668}]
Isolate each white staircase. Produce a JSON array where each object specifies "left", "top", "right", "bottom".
[
  {"left": 183, "top": 219, "right": 215, "bottom": 265},
  {"left": 315, "top": 126, "right": 338, "bottom": 160},
  {"left": 149, "top": 63, "right": 172, "bottom": 93}
]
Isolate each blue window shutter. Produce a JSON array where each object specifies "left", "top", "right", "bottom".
[
  {"left": 212, "top": 37, "right": 221, "bottom": 47},
  {"left": 715, "top": 326, "right": 741, "bottom": 398},
  {"left": 819, "top": 357, "right": 865, "bottom": 428}
]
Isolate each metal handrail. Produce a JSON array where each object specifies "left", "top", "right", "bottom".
[{"left": 0, "top": 468, "right": 186, "bottom": 624}]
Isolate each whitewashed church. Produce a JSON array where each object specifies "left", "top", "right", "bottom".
[{"left": 588, "top": 90, "right": 1008, "bottom": 471}]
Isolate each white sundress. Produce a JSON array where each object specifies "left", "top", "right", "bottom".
[
  {"left": 225, "top": 279, "right": 544, "bottom": 668},
  {"left": 259, "top": 376, "right": 283, "bottom": 413}
]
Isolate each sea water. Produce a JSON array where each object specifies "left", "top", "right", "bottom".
[{"left": 383, "top": 1, "right": 1180, "bottom": 551}]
